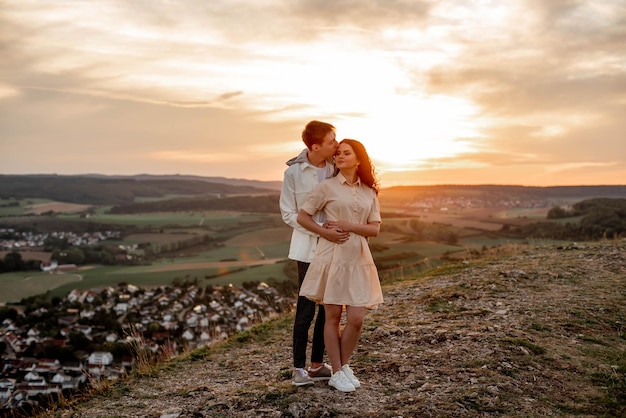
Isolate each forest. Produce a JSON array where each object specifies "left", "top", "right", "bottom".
[{"left": 504, "top": 198, "right": 626, "bottom": 240}]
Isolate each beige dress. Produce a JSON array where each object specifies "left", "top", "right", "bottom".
[{"left": 299, "top": 173, "right": 383, "bottom": 309}]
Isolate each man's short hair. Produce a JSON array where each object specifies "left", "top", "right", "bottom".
[{"left": 302, "top": 120, "right": 335, "bottom": 149}]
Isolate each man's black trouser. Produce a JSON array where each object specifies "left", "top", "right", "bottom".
[{"left": 293, "top": 261, "right": 325, "bottom": 368}]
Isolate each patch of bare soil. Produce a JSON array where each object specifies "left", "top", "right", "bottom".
[
  {"left": 25, "top": 202, "right": 91, "bottom": 214},
  {"left": 53, "top": 240, "right": 625, "bottom": 417}
]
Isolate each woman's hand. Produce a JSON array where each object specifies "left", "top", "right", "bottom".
[
  {"left": 325, "top": 220, "right": 349, "bottom": 232},
  {"left": 299, "top": 211, "right": 349, "bottom": 244},
  {"left": 325, "top": 220, "right": 380, "bottom": 238},
  {"left": 322, "top": 227, "right": 350, "bottom": 244},
  {"left": 322, "top": 221, "right": 349, "bottom": 243}
]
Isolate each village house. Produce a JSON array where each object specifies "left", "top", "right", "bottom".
[
  {"left": 0, "top": 378, "right": 16, "bottom": 402},
  {"left": 1, "top": 280, "right": 291, "bottom": 413}
]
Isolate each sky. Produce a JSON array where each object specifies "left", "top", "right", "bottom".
[{"left": 1, "top": 0, "right": 625, "bottom": 187}]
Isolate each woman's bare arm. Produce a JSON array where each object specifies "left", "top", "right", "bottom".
[
  {"left": 324, "top": 220, "right": 380, "bottom": 238},
  {"left": 297, "top": 210, "right": 350, "bottom": 243}
]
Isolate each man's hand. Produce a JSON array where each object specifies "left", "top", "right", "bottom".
[
  {"left": 321, "top": 223, "right": 349, "bottom": 244},
  {"left": 324, "top": 220, "right": 350, "bottom": 232}
]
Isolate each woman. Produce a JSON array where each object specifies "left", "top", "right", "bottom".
[{"left": 297, "top": 139, "right": 383, "bottom": 393}]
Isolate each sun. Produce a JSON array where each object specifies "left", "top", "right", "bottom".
[
  {"left": 246, "top": 44, "right": 484, "bottom": 179},
  {"left": 337, "top": 94, "right": 481, "bottom": 171}
]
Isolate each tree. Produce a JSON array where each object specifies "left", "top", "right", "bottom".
[
  {"left": 547, "top": 206, "right": 570, "bottom": 219},
  {"left": 44, "top": 236, "right": 69, "bottom": 252},
  {"left": 3, "top": 252, "right": 24, "bottom": 272},
  {"left": 68, "top": 332, "right": 92, "bottom": 352},
  {"left": 0, "top": 307, "right": 18, "bottom": 322},
  {"left": 445, "top": 232, "right": 459, "bottom": 245},
  {"left": 63, "top": 247, "right": 85, "bottom": 265}
]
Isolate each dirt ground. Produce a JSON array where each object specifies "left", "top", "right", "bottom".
[{"left": 49, "top": 239, "right": 626, "bottom": 417}]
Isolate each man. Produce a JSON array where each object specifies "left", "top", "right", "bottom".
[{"left": 280, "top": 120, "right": 341, "bottom": 386}]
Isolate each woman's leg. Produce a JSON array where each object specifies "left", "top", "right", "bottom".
[
  {"left": 323, "top": 304, "right": 343, "bottom": 372},
  {"left": 340, "top": 306, "right": 366, "bottom": 366}
]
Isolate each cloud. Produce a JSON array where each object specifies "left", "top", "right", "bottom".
[
  {"left": 0, "top": 78, "right": 304, "bottom": 180},
  {"left": 418, "top": 0, "right": 626, "bottom": 179},
  {"left": 149, "top": 150, "right": 249, "bottom": 163},
  {"left": 0, "top": 84, "right": 20, "bottom": 100},
  {"left": 1, "top": 0, "right": 624, "bottom": 186}
]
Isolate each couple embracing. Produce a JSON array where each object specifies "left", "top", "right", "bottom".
[{"left": 279, "top": 120, "right": 383, "bottom": 393}]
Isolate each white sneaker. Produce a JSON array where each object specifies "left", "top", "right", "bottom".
[
  {"left": 341, "top": 364, "right": 360, "bottom": 388},
  {"left": 328, "top": 370, "right": 356, "bottom": 392}
]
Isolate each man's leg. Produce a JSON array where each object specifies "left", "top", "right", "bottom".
[
  {"left": 293, "top": 261, "right": 316, "bottom": 369},
  {"left": 310, "top": 303, "right": 326, "bottom": 366}
]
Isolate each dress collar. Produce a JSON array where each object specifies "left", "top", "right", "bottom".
[{"left": 337, "top": 172, "right": 361, "bottom": 186}]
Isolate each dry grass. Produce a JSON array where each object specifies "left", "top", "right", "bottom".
[
  {"left": 45, "top": 239, "right": 626, "bottom": 417},
  {"left": 124, "top": 326, "right": 178, "bottom": 378}
]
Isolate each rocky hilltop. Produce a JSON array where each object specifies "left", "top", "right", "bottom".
[{"left": 53, "top": 240, "right": 625, "bottom": 417}]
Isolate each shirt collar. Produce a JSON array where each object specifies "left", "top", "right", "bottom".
[{"left": 337, "top": 172, "right": 361, "bottom": 186}]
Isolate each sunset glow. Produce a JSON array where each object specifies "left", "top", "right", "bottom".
[
  {"left": 340, "top": 94, "right": 482, "bottom": 167},
  {"left": 1, "top": 0, "right": 624, "bottom": 186}
]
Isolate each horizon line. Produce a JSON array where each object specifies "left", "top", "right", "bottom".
[{"left": 1, "top": 172, "right": 626, "bottom": 189}]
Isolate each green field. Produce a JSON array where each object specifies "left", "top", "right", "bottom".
[
  {"left": 0, "top": 259, "right": 289, "bottom": 303},
  {"left": 202, "top": 260, "right": 292, "bottom": 286},
  {"left": 0, "top": 271, "right": 83, "bottom": 302},
  {"left": 59, "top": 211, "right": 254, "bottom": 227},
  {"left": 0, "top": 220, "right": 477, "bottom": 304},
  {"left": 491, "top": 207, "right": 550, "bottom": 220},
  {"left": 459, "top": 236, "right": 527, "bottom": 248},
  {"left": 0, "top": 209, "right": 294, "bottom": 303},
  {"left": 0, "top": 204, "right": 581, "bottom": 303},
  {"left": 0, "top": 198, "right": 51, "bottom": 216},
  {"left": 43, "top": 260, "right": 290, "bottom": 300}
]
